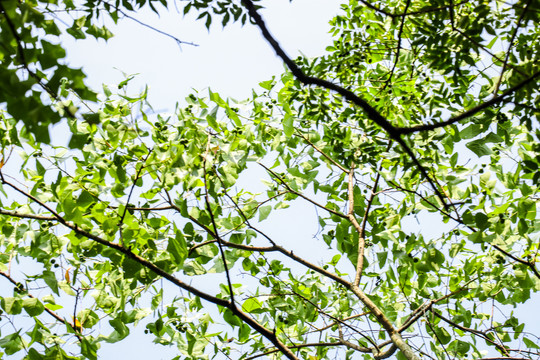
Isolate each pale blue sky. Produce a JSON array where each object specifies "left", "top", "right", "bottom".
[{"left": 64, "top": 0, "right": 341, "bottom": 107}]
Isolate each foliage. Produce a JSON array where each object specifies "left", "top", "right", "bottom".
[{"left": 0, "top": 0, "right": 540, "bottom": 359}]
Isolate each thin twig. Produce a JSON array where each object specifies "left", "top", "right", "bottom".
[
  {"left": 202, "top": 134, "right": 236, "bottom": 306},
  {"left": 118, "top": 148, "right": 153, "bottom": 244},
  {"left": 492, "top": 0, "right": 532, "bottom": 95},
  {"left": 383, "top": 0, "right": 412, "bottom": 89},
  {"left": 453, "top": 28, "right": 527, "bottom": 77},
  {"left": 0, "top": 271, "right": 82, "bottom": 340},
  {"left": 296, "top": 131, "right": 349, "bottom": 173},
  {"left": 113, "top": 4, "right": 198, "bottom": 47},
  {"left": 388, "top": 181, "right": 540, "bottom": 279},
  {"left": 431, "top": 310, "right": 511, "bottom": 356},
  {"left": 258, "top": 162, "right": 348, "bottom": 219}
]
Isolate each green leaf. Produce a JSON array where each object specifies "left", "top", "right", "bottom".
[
  {"left": 283, "top": 114, "right": 294, "bottom": 138},
  {"left": 1, "top": 297, "right": 22, "bottom": 315},
  {"left": 22, "top": 298, "right": 44, "bottom": 316},
  {"left": 524, "top": 337, "right": 540, "bottom": 349},
  {"left": 466, "top": 140, "right": 492, "bottom": 157},
  {"left": 0, "top": 332, "right": 25, "bottom": 355},
  {"left": 259, "top": 77, "right": 275, "bottom": 90},
  {"left": 167, "top": 232, "right": 187, "bottom": 266},
  {"left": 183, "top": 261, "right": 206, "bottom": 276},
  {"left": 109, "top": 317, "right": 130, "bottom": 341},
  {"left": 258, "top": 205, "right": 271, "bottom": 222},
  {"left": 242, "top": 297, "right": 262, "bottom": 313},
  {"left": 206, "top": 105, "right": 220, "bottom": 131},
  {"left": 474, "top": 212, "right": 489, "bottom": 230},
  {"left": 518, "top": 199, "right": 536, "bottom": 220},
  {"left": 117, "top": 75, "right": 135, "bottom": 89}
]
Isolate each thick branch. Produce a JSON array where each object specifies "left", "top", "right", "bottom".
[
  {"left": 398, "top": 285, "right": 470, "bottom": 333},
  {"left": 0, "top": 209, "right": 55, "bottom": 221},
  {"left": 396, "top": 70, "right": 540, "bottom": 134},
  {"left": 240, "top": 0, "right": 398, "bottom": 139},
  {"left": 349, "top": 286, "right": 420, "bottom": 360}
]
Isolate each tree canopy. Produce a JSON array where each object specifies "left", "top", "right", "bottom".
[{"left": 0, "top": 0, "right": 539, "bottom": 359}]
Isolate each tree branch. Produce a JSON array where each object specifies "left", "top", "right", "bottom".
[
  {"left": 102, "top": 0, "right": 199, "bottom": 47},
  {"left": 387, "top": 181, "right": 540, "bottom": 279},
  {"left": 240, "top": 0, "right": 398, "bottom": 138},
  {"left": 348, "top": 285, "right": 420, "bottom": 360},
  {"left": 119, "top": 148, "right": 153, "bottom": 244},
  {"left": 383, "top": 0, "right": 412, "bottom": 89},
  {"left": 258, "top": 162, "right": 348, "bottom": 219},
  {"left": 431, "top": 310, "right": 512, "bottom": 355},
  {"left": 202, "top": 136, "right": 236, "bottom": 306},
  {"left": 396, "top": 70, "right": 540, "bottom": 135},
  {"left": 492, "top": 0, "right": 532, "bottom": 95}
]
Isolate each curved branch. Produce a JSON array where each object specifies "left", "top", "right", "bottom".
[
  {"left": 108, "top": 1, "right": 198, "bottom": 47},
  {"left": 240, "top": 0, "right": 398, "bottom": 138}
]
